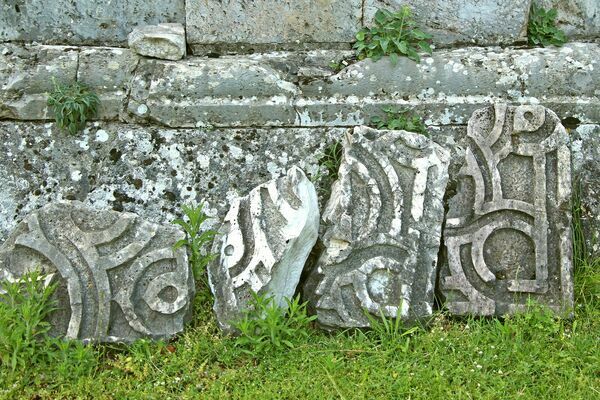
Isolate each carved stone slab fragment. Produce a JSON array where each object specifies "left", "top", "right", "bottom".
[
  {"left": 208, "top": 167, "right": 319, "bottom": 332},
  {"left": 440, "top": 104, "right": 574, "bottom": 315},
  {"left": 0, "top": 201, "right": 194, "bottom": 343},
  {"left": 305, "top": 126, "right": 450, "bottom": 329}
]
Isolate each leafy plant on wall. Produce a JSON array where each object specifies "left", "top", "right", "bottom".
[{"left": 354, "top": 6, "right": 432, "bottom": 64}]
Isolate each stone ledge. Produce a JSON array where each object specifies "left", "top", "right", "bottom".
[{"left": 1, "top": 43, "right": 598, "bottom": 128}]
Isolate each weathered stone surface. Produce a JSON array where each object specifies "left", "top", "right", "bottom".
[
  {"left": 128, "top": 23, "right": 186, "bottom": 61},
  {"left": 0, "top": 122, "right": 345, "bottom": 243},
  {"left": 534, "top": 0, "right": 600, "bottom": 38},
  {"left": 2, "top": 44, "right": 599, "bottom": 127},
  {"left": 572, "top": 124, "right": 600, "bottom": 259},
  {"left": 365, "top": 1, "right": 530, "bottom": 46},
  {"left": 298, "top": 42, "right": 600, "bottom": 127},
  {"left": 126, "top": 57, "right": 299, "bottom": 127},
  {"left": 125, "top": 43, "right": 600, "bottom": 128},
  {"left": 185, "top": 0, "right": 361, "bottom": 54},
  {"left": 209, "top": 167, "right": 319, "bottom": 332},
  {"left": 0, "top": 0, "right": 185, "bottom": 46},
  {"left": 78, "top": 48, "right": 139, "bottom": 120},
  {"left": 0, "top": 201, "right": 193, "bottom": 342},
  {"left": 0, "top": 44, "right": 78, "bottom": 120},
  {"left": 305, "top": 126, "right": 449, "bottom": 329},
  {"left": 439, "top": 104, "right": 573, "bottom": 315}
]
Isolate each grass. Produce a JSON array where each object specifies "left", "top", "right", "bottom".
[{"left": 1, "top": 204, "right": 598, "bottom": 399}]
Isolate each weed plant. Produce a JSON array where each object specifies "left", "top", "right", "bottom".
[
  {"left": 370, "top": 106, "right": 429, "bottom": 136},
  {"left": 47, "top": 78, "right": 100, "bottom": 135},
  {"left": 173, "top": 203, "right": 216, "bottom": 286},
  {"left": 0, "top": 271, "right": 97, "bottom": 379},
  {"left": 354, "top": 7, "right": 432, "bottom": 64},
  {"left": 233, "top": 292, "right": 316, "bottom": 357},
  {"left": 313, "top": 141, "right": 344, "bottom": 196},
  {"left": 528, "top": 4, "right": 567, "bottom": 47}
]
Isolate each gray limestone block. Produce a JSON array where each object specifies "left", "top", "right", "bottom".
[
  {"left": 0, "top": 122, "right": 345, "bottom": 243},
  {"left": 0, "top": 201, "right": 194, "bottom": 343},
  {"left": 304, "top": 126, "right": 450, "bottom": 329},
  {"left": 534, "top": 0, "right": 600, "bottom": 38},
  {"left": 365, "top": 0, "right": 531, "bottom": 46},
  {"left": 0, "top": 44, "right": 78, "bottom": 120},
  {"left": 78, "top": 48, "right": 139, "bottom": 120},
  {"left": 0, "top": 0, "right": 185, "bottom": 46},
  {"left": 126, "top": 57, "right": 299, "bottom": 127},
  {"left": 298, "top": 42, "right": 600, "bottom": 127},
  {"left": 572, "top": 124, "right": 600, "bottom": 259},
  {"left": 439, "top": 104, "right": 573, "bottom": 316},
  {"left": 208, "top": 167, "right": 319, "bottom": 332},
  {"left": 128, "top": 23, "right": 186, "bottom": 61},
  {"left": 185, "top": 0, "right": 361, "bottom": 54}
]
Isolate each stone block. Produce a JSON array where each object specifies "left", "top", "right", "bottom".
[
  {"left": 0, "top": 0, "right": 185, "bottom": 46},
  {"left": 534, "top": 0, "right": 600, "bottom": 38},
  {"left": 572, "top": 124, "right": 600, "bottom": 259},
  {"left": 78, "top": 48, "right": 139, "bottom": 120},
  {"left": 209, "top": 167, "right": 319, "bottom": 332},
  {"left": 128, "top": 23, "right": 186, "bottom": 61},
  {"left": 127, "top": 57, "right": 299, "bottom": 127},
  {"left": 0, "top": 201, "right": 194, "bottom": 342},
  {"left": 304, "top": 126, "right": 449, "bottom": 329},
  {"left": 365, "top": 1, "right": 531, "bottom": 46},
  {"left": 185, "top": 0, "right": 361, "bottom": 54},
  {"left": 0, "top": 44, "right": 78, "bottom": 120},
  {"left": 439, "top": 104, "right": 573, "bottom": 315}
]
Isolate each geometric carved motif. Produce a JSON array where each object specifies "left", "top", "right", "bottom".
[
  {"left": 209, "top": 167, "right": 319, "bottom": 332},
  {"left": 304, "top": 126, "right": 450, "bottom": 329},
  {"left": 440, "top": 104, "right": 574, "bottom": 315},
  {"left": 0, "top": 201, "right": 193, "bottom": 343}
]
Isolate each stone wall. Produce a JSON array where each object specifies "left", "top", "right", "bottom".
[
  {"left": 1, "top": 0, "right": 599, "bottom": 259},
  {"left": 2, "top": 1, "right": 598, "bottom": 49}
]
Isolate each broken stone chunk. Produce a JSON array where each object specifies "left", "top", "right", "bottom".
[
  {"left": 128, "top": 23, "right": 186, "bottom": 61},
  {"left": 439, "top": 104, "right": 574, "bottom": 316},
  {"left": 208, "top": 167, "right": 319, "bottom": 332},
  {"left": 304, "top": 126, "right": 450, "bottom": 329},
  {"left": 0, "top": 201, "right": 194, "bottom": 343}
]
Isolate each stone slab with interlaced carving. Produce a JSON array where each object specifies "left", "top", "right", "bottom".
[
  {"left": 304, "top": 126, "right": 450, "bottom": 329},
  {"left": 0, "top": 201, "right": 194, "bottom": 343},
  {"left": 439, "top": 104, "right": 574, "bottom": 315}
]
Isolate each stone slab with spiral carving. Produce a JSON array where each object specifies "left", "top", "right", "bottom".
[
  {"left": 208, "top": 166, "right": 319, "bottom": 332},
  {"left": 304, "top": 126, "right": 450, "bottom": 329},
  {"left": 0, "top": 201, "right": 194, "bottom": 343},
  {"left": 439, "top": 104, "right": 573, "bottom": 315}
]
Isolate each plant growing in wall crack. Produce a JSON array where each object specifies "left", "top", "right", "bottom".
[
  {"left": 173, "top": 204, "right": 216, "bottom": 286},
  {"left": 47, "top": 78, "right": 100, "bottom": 135},
  {"left": 528, "top": 4, "right": 567, "bottom": 47},
  {"left": 370, "top": 106, "right": 429, "bottom": 136},
  {"left": 354, "top": 7, "right": 432, "bottom": 64}
]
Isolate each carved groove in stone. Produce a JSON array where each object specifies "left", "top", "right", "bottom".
[
  {"left": 209, "top": 166, "right": 319, "bottom": 332},
  {"left": 440, "top": 104, "right": 573, "bottom": 315},
  {"left": 0, "top": 201, "right": 193, "bottom": 342},
  {"left": 305, "top": 126, "right": 450, "bottom": 329}
]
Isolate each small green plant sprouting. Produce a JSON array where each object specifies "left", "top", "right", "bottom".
[
  {"left": 363, "top": 306, "right": 421, "bottom": 351},
  {"left": 47, "top": 78, "right": 100, "bottom": 135},
  {"left": 354, "top": 7, "right": 432, "bottom": 64},
  {"left": 173, "top": 204, "right": 217, "bottom": 286},
  {"left": 527, "top": 4, "right": 567, "bottom": 47},
  {"left": 0, "top": 270, "right": 57, "bottom": 371},
  {"left": 370, "top": 106, "right": 429, "bottom": 136},
  {"left": 233, "top": 292, "right": 316, "bottom": 356}
]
